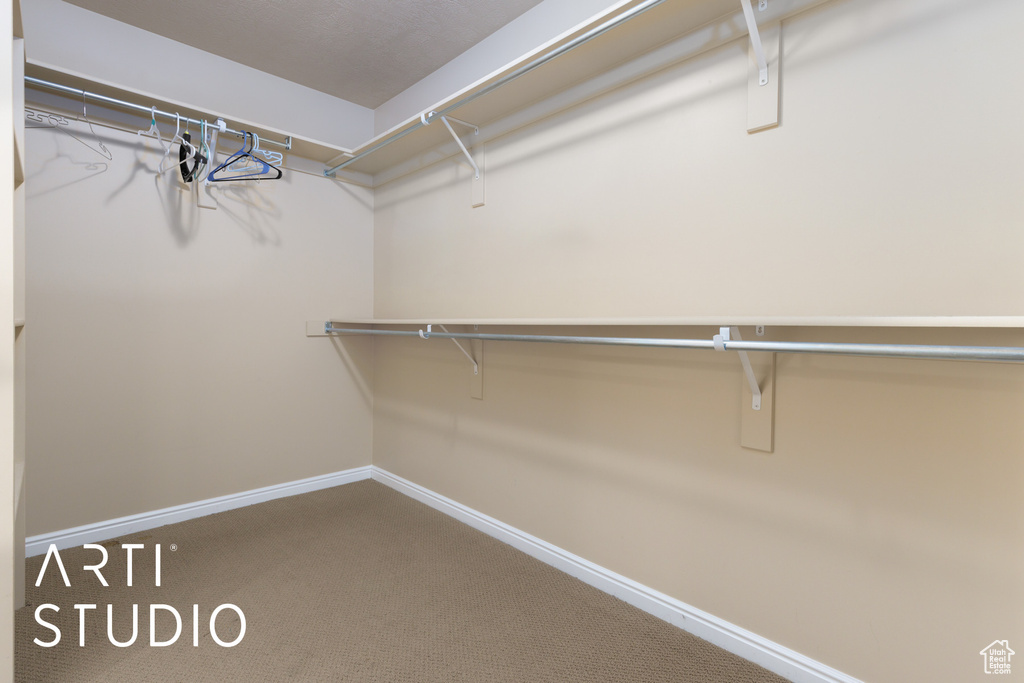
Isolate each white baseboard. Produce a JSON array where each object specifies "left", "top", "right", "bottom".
[
  {"left": 27, "top": 462, "right": 859, "bottom": 682},
  {"left": 25, "top": 465, "right": 373, "bottom": 557},
  {"left": 370, "top": 467, "right": 862, "bottom": 683}
]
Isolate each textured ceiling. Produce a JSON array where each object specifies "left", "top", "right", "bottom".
[{"left": 64, "top": 0, "right": 547, "bottom": 108}]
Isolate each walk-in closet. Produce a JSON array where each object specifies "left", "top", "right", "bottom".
[{"left": 0, "top": 0, "right": 1020, "bottom": 681}]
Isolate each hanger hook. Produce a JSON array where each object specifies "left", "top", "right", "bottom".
[{"left": 77, "top": 91, "right": 112, "bottom": 160}]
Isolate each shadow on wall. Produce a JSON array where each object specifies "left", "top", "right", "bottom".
[
  {"left": 210, "top": 181, "right": 282, "bottom": 247},
  {"left": 24, "top": 113, "right": 110, "bottom": 195},
  {"left": 26, "top": 115, "right": 283, "bottom": 248},
  {"left": 327, "top": 175, "right": 374, "bottom": 212},
  {"left": 368, "top": 329, "right": 1024, "bottom": 584},
  {"left": 330, "top": 335, "right": 374, "bottom": 408}
]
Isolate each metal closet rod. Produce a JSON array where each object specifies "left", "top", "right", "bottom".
[
  {"left": 24, "top": 76, "right": 292, "bottom": 151},
  {"left": 325, "top": 325, "right": 1024, "bottom": 363},
  {"left": 324, "top": 0, "right": 669, "bottom": 177}
]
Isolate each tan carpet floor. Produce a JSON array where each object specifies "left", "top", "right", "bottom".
[{"left": 16, "top": 480, "right": 789, "bottom": 682}]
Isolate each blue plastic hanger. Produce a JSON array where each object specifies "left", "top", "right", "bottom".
[{"left": 207, "top": 131, "right": 281, "bottom": 182}]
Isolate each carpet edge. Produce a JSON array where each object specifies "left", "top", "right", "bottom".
[{"left": 370, "top": 466, "right": 863, "bottom": 683}]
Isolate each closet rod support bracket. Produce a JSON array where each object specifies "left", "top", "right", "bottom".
[
  {"left": 418, "top": 324, "right": 484, "bottom": 399},
  {"left": 713, "top": 326, "right": 762, "bottom": 410},
  {"left": 740, "top": 0, "right": 769, "bottom": 86},
  {"left": 422, "top": 111, "right": 485, "bottom": 206},
  {"left": 438, "top": 325, "right": 479, "bottom": 375},
  {"left": 440, "top": 115, "right": 481, "bottom": 180},
  {"left": 421, "top": 111, "right": 478, "bottom": 136},
  {"left": 443, "top": 116, "right": 478, "bottom": 135}
]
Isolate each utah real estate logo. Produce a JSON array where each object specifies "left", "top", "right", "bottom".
[{"left": 980, "top": 640, "right": 1014, "bottom": 675}]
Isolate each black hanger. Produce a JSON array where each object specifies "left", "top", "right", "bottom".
[
  {"left": 179, "top": 131, "right": 208, "bottom": 183},
  {"left": 207, "top": 131, "right": 282, "bottom": 182}
]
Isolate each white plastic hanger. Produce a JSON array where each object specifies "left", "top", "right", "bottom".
[
  {"left": 194, "top": 119, "right": 212, "bottom": 182},
  {"left": 256, "top": 134, "right": 283, "bottom": 166},
  {"left": 158, "top": 113, "right": 197, "bottom": 176},
  {"left": 137, "top": 106, "right": 167, "bottom": 154}
]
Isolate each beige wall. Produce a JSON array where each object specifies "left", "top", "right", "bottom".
[
  {"left": 370, "top": 0, "right": 1024, "bottom": 681},
  {"left": 374, "top": 0, "right": 1024, "bottom": 324},
  {"left": 372, "top": 327, "right": 1024, "bottom": 683},
  {"left": 24, "top": 116, "right": 374, "bottom": 536}
]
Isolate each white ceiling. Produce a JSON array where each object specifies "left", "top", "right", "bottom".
[{"left": 64, "top": 0, "right": 547, "bottom": 109}]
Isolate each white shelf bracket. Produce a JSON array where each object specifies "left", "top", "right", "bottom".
[
  {"left": 423, "top": 111, "right": 480, "bottom": 178},
  {"left": 438, "top": 325, "right": 478, "bottom": 376},
  {"left": 740, "top": 0, "right": 768, "bottom": 87},
  {"left": 742, "top": 1, "right": 781, "bottom": 133},
  {"left": 418, "top": 325, "right": 484, "bottom": 399},
  {"left": 713, "top": 326, "right": 776, "bottom": 452},
  {"left": 713, "top": 326, "right": 761, "bottom": 410},
  {"left": 440, "top": 115, "right": 479, "bottom": 136},
  {"left": 422, "top": 112, "right": 485, "bottom": 207}
]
